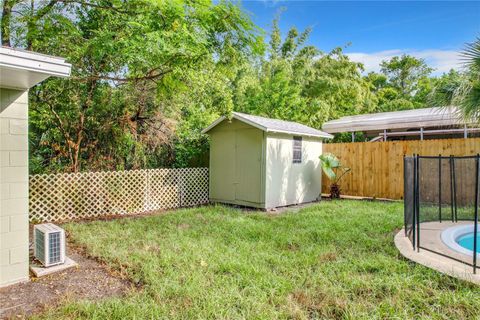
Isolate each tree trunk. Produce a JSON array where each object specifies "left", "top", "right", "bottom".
[
  {"left": 1, "top": 0, "right": 18, "bottom": 46},
  {"left": 26, "top": 0, "right": 35, "bottom": 50},
  {"left": 330, "top": 183, "right": 341, "bottom": 199},
  {"left": 71, "top": 113, "right": 84, "bottom": 172},
  {"left": 70, "top": 78, "right": 97, "bottom": 172}
]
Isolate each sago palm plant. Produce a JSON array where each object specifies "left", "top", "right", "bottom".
[{"left": 319, "top": 153, "right": 351, "bottom": 199}]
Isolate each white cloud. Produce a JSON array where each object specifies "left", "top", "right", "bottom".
[{"left": 346, "top": 49, "right": 463, "bottom": 76}]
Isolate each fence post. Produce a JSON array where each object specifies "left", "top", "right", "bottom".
[
  {"left": 474, "top": 154, "right": 479, "bottom": 274},
  {"left": 416, "top": 155, "right": 420, "bottom": 252},
  {"left": 145, "top": 170, "right": 150, "bottom": 211},
  {"left": 178, "top": 169, "right": 184, "bottom": 207}
]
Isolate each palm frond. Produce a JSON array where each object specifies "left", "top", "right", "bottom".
[
  {"left": 462, "top": 82, "right": 480, "bottom": 121},
  {"left": 454, "top": 37, "right": 480, "bottom": 123},
  {"left": 461, "top": 37, "right": 480, "bottom": 72}
]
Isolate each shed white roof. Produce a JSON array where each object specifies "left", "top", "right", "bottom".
[
  {"left": 322, "top": 107, "right": 463, "bottom": 134},
  {"left": 202, "top": 112, "right": 333, "bottom": 139},
  {"left": 0, "top": 46, "right": 71, "bottom": 89}
]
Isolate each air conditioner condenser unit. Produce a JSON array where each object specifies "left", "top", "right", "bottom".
[{"left": 33, "top": 223, "right": 66, "bottom": 267}]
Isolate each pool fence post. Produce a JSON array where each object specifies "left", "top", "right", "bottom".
[
  {"left": 412, "top": 154, "right": 416, "bottom": 251},
  {"left": 438, "top": 154, "right": 442, "bottom": 223},
  {"left": 416, "top": 154, "right": 420, "bottom": 252},
  {"left": 473, "top": 154, "right": 479, "bottom": 274},
  {"left": 403, "top": 154, "right": 407, "bottom": 237},
  {"left": 452, "top": 156, "right": 458, "bottom": 222},
  {"left": 450, "top": 155, "right": 454, "bottom": 223}
]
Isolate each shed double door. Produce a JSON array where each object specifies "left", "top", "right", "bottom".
[
  {"left": 234, "top": 128, "right": 263, "bottom": 205},
  {"left": 210, "top": 127, "right": 263, "bottom": 206}
]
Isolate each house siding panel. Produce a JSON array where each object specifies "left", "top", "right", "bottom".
[{"left": 0, "top": 88, "right": 29, "bottom": 287}]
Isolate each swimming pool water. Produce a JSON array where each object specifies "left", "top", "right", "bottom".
[{"left": 457, "top": 233, "right": 480, "bottom": 253}]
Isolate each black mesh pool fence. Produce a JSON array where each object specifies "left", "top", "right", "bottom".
[
  {"left": 404, "top": 156, "right": 415, "bottom": 246},
  {"left": 404, "top": 154, "right": 479, "bottom": 273}
]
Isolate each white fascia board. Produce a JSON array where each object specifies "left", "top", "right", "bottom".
[
  {"left": 0, "top": 47, "right": 72, "bottom": 89},
  {"left": 0, "top": 47, "right": 71, "bottom": 78}
]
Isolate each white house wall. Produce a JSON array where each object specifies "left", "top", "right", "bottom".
[
  {"left": 265, "top": 133, "right": 322, "bottom": 208},
  {"left": 0, "top": 88, "right": 29, "bottom": 287}
]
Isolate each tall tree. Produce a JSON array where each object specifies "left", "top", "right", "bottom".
[
  {"left": 19, "top": 0, "right": 262, "bottom": 172},
  {"left": 235, "top": 21, "right": 373, "bottom": 128},
  {"left": 1, "top": 0, "right": 19, "bottom": 46},
  {"left": 428, "top": 70, "right": 463, "bottom": 106},
  {"left": 380, "top": 54, "right": 433, "bottom": 97}
]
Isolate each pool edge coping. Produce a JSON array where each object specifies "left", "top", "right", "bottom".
[
  {"left": 441, "top": 224, "right": 480, "bottom": 258},
  {"left": 395, "top": 229, "right": 480, "bottom": 285}
]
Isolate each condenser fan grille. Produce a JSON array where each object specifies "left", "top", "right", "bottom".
[{"left": 48, "top": 232, "right": 62, "bottom": 264}]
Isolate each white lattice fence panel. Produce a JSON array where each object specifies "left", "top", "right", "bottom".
[
  {"left": 30, "top": 168, "right": 209, "bottom": 222},
  {"left": 146, "top": 169, "right": 180, "bottom": 210},
  {"left": 178, "top": 168, "right": 209, "bottom": 207}
]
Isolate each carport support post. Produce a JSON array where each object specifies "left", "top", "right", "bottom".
[{"left": 473, "top": 154, "right": 479, "bottom": 274}]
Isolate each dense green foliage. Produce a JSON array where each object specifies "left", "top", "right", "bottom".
[
  {"left": 36, "top": 201, "right": 480, "bottom": 319},
  {"left": 1, "top": 0, "right": 476, "bottom": 173}
]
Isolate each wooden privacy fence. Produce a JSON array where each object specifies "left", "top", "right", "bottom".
[
  {"left": 321, "top": 138, "right": 480, "bottom": 200},
  {"left": 29, "top": 167, "right": 209, "bottom": 222}
]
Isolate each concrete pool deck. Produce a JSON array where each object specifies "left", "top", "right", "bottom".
[{"left": 395, "top": 221, "right": 480, "bottom": 285}]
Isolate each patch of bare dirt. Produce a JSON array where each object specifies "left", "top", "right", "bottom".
[{"left": 0, "top": 231, "right": 133, "bottom": 319}]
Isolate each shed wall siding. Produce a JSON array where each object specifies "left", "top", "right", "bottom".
[
  {"left": 265, "top": 133, "right": 322, "bottom": 208},
  {"left": 0, "top": 89, "right": 29, "bottom": 287}
]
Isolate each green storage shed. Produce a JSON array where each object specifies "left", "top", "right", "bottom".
[{"left": 202, "top": 112, "right": 333, "bottom": 209}]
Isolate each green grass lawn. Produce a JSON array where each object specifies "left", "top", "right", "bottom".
[{"left": 39, "top": 200, "right": 479, "bottom": 319}]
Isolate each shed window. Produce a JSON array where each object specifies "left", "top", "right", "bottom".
[{"left": 293, "top": 136, "right": 302, "bottom": 164}]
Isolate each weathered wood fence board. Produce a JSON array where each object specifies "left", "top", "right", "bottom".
[
  {"left": 322, "top": 138, "right": 480, "bottom": 200},
  {"left": 29, "top": 167, "right": 209, "bottom": 222}
]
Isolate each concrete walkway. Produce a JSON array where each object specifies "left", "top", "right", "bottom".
[{"left": 395, "top": 222, "right": 480, "bottom": 285}]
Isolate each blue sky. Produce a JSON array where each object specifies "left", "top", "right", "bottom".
[{"left": 241, "top": 1, "right": 480, "bottom": 75}]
